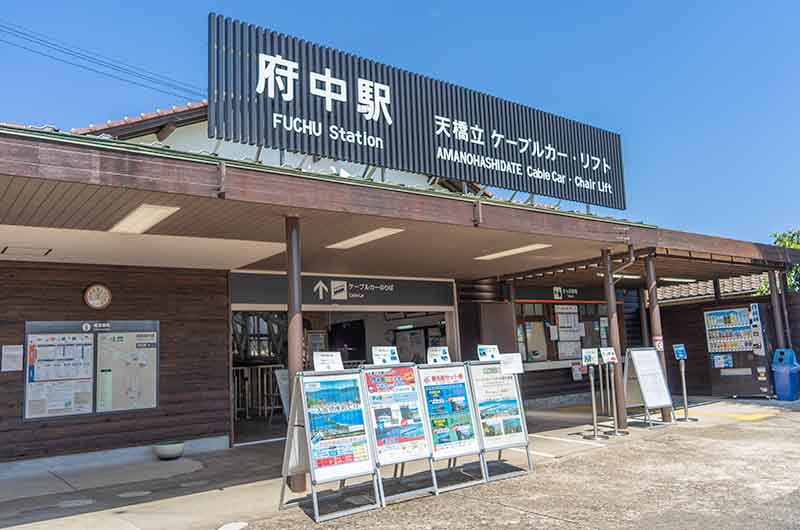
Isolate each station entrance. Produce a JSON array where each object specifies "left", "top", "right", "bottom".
[{"left": 229, "top": 270, "right": 458, "bottom": 446}]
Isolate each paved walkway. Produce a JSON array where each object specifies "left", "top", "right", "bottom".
[{"left": 0, "top": 399, "right": 795, "bottom": 530}]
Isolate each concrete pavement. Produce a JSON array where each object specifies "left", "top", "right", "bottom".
[{"left": 0, "top": 399, "right": 796, "bottom": 530}]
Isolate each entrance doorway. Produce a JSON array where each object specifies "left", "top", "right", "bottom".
[{"left": 230, "top": 308, "right": 452, "bottom": 444}]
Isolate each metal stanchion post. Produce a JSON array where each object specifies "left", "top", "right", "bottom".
[
  {"left": 605, "top": 361, "right": 629, "bottom": 436},
  {"left": 676, "top": 358, "right": 699, "bottom": 422},
  {"left": 606, "top": 363, "right": 613, "bottom": 416},
  {"left": 598, "top": 363, "right": 606, "bottom": 415},
  {"left": 584, "top": 366, "right": 609, "bottom": 441}
]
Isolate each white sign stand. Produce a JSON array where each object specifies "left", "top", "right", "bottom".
[
  {"left": 623, "top": 348, "right": 675, "bottom": 427},
  {"left": 467, "top": 360, "right": 533, "bottom": 482},
  {"left": 361, "top": 363, "right": 438, "bottom": 506},
  {"left": 278, "top": 370, "right": 381, "bottom": 523},
  {"left": 417, "top": 363, "right": 487, "bottom": 493}
]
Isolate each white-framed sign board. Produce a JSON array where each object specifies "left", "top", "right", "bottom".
[
  {"left": 362, "top": 364, "right": 432, "bottom": 466},
  {"left": 418, "top": 364, "right": 481, "bottom": 460},
  {"left": 624, "top": 347, "right": 673, "bottom": 410},
  {"left": 467, "top": 361, "right": 528, "bottom": 452}
]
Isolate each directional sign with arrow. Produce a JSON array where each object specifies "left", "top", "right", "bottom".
[{"left": 313, "top": 280, "right": 329, "bottom": 300}]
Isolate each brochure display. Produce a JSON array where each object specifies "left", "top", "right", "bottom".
[
  {"left": 363, "top": 364, "right": 437, "bottom": 504},
  {"left": 467, "top": 361, "right": 532, "bottom": 481},
  {"left": 624, "top": 348, "right": 674, "bottom": 426},
  {"left": 279, "top": 369, "right": 380, "bottom": 522}
]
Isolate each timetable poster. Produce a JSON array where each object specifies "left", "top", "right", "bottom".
[
  {"left": 25, "top": 333, "right": 95, "bottom": 419},
  {"left": 303, "top": 373, "right": 374, "bottom": 482},
  {"left": 469, "top": 363, "right": 527, "bottom": 451},
  {"left": 420, "top": 365, "right": 479, "bottom": 459},
  {"left": 364, "top": 366, "right": 430, "bottom": 465}
]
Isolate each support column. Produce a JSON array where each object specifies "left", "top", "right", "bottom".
[
  {"left": 780, "top": 270, "right": 793, "bottom": 350},
  {"left": 602, "top": 249, "right": 627, "bottom": 429},
  {"left": 645, "top": 255, "right": 672, "bottom": 422},
  {"left": 638, "top": 289, "right": 650, "bottom": 347},
  {"left": 285, "top": 216, "right": 305, "bottom": 493},
  {"left": 769, "top": 270, "right": 787, "bottom": 350}
]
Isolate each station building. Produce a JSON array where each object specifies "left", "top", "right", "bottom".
[{"left": 0, "top": 14, "right": 798, "bottom": 465}]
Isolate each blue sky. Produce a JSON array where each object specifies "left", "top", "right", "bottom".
[{"left": 1, "top": 1, "right": 797, "bottom": 243}]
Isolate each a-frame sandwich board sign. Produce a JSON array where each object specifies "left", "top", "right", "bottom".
[
  {"left": 417, "top": 362, "right": 487, "bottom": 493},
  {"left": 362, "top": 363, "right": 438, "bottom": 506},
  {"left": 278, "top": 369, "right": 381, "bottom": 523},
  {"left": 623, "top": 347, "right": 675, "bottom": 427},
  {"left": 467, "top": 360, "right": 533, "bottom": 482}
]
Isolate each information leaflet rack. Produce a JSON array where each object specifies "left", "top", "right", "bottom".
[
  {"left": 278, "top": 369, "right": 381, "bottom": 523},
  {"left": 362, "top": 363, "right": 438, "bottom": 506},
  {"left": 623, "top": 348, "right": 675, "bottom": 427},
  {"left": 417, "top": 362, "right": 487, "bottom": 493},
  {"left": 466, "top": 360, "right": 533, "bottom": 482}
]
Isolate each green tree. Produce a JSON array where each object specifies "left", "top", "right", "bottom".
[{"left": 773, "top": 230, "right": 800, "bottom": 292}]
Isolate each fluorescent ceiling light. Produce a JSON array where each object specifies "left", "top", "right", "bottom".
[
  {"left": 326, "top": 228, "right": 404, "bottom": 249},
  {"left": 596, "top": 273, "right": 642, "bottom": 280},
  {"left": 396, "top": 324, "right": 414, "bottom": 330},
  {"left": 109, "top": 204, "right": 181, "bottom": 234},
  {"left": 474, "top": 243, "right": 552, "bottom": 261},
  {"left": 660, "top": 277, "right": 697, "bottom": 283}
]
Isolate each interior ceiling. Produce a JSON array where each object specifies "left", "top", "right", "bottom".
[{"left": 0, "top": 174, "right": 769, "bottom": 283}]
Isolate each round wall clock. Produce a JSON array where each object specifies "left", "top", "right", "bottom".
[{"left": 84, "top": 284, "right": 112, "bottom": 310}]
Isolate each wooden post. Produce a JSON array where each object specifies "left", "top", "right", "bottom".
[
  {"left": 713, "top": 279, "right": 722, "bottom": 301},
  {"left": 602, "top": 249, "right": 627, "bottom": 429},
  {"left": 769, "top": 270, "right": 787, "bottom": 350},
  {"left": 645, "top": 255, "right": 672, "bottom": 422},
  {"left": 638, "top": 288, "right": 650, "bottom": 347},
  {"left": 285, "top": 216, "right": 306, "bottom": 493},
  {"left": 780, "top": 270, "right": 793, "bottom": 350}
]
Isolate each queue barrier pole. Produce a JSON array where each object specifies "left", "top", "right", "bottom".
[
  {"left": 676, "top": 359, "right": 699, "bottom": 422},
  {"left": 584, "top": 365, "right": 609, "bottom": 441}
]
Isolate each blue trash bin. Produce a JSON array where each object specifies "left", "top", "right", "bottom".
[{"left": 772, "top": 349, "right": 800, "bottom": 401}]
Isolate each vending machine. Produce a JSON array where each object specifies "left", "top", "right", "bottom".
[{"left": 704, "top": 303, "right": 774, "bottom": 397}]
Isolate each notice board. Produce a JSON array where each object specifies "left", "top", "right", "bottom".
[
  {"left": 24, "top": 321, "right": 159, "bottom": 420},
  {"left": 363, "top": 364, "right": 431, "bottom": 466},
  {"left": 96, "top": 323, "right": 159, "bottom": 413},
  {"left": 24, "top": 331, "right": 95, "bottom": 419}
]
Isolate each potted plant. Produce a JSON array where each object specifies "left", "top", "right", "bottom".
[{"left": 153, "top": 440, "right": 185, "bottom": 460}]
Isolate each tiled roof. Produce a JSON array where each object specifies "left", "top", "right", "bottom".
[
  {"left": 658, "top": 273, "right": 768, "bottom": 302},
  {"left": 71, "top": 100, "right": 208, "bottom": 135}
]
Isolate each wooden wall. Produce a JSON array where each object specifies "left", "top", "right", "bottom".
[
  {"left": 0, "top": 262, "right": 230, "bottom": 462},
  {"left": 788, "top": 292, "right": 800, "bottom": 348},
  {"left": 660, "top": 297, "right": 774, "bottom": 396}
]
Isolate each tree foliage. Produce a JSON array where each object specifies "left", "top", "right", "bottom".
[{"left": 773, "top": 230, "right": 800, "bottom": 292}]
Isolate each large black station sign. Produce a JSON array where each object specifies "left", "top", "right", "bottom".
[{"left": 208, "top": 14, "right": 626, "bottom": 210}]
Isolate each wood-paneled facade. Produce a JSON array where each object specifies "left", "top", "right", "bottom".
[{"left": 0, "top": 262, "right": 230, "bottom": 462}]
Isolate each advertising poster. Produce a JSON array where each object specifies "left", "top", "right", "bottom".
[
  {"left": 96, "top": 331, "right": 158, "bottom": 412},
  {"left": 303, "top": 373, "right": 373, "bottom": 482},
  {"left": 420, "top": 365, "right": 479, "bottom": 459},
  {"left": 25, "top": 333, "right": 95, "bottom": 419},
  {"left": 468, "top": 363, "right": 527, "bottom": 451},
  {"left": 364, "top": 366, "right": 430, "bottom": 465}
]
